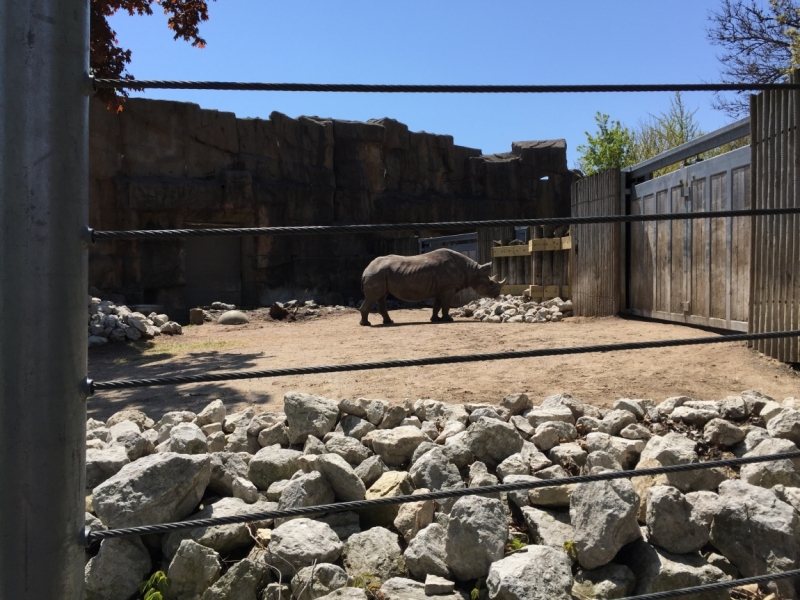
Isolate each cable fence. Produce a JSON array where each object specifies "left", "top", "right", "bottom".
[
  {"left": 92, "top": 79, "right": 800, "bottom": 93},
  {"left": 89, "top": 330, "right": 800, "bottom": 393},
  {"left": 89, "top": 207, "right": 800, "bottom": 240},
  {"left": 85, "top": 450, "right": 800, "bottom": 543}
]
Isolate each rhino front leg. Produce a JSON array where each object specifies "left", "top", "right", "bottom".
[
  {"left": 378, "top": 295, "right": 393, "bottom": 325},
  {"left": 440, "top": 290, "right": 456, "bottom": 322},
  {"left": 430, "top": 298, "right": 442, "bottom": 322}
]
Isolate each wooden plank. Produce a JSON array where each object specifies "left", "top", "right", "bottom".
[
  {"left": 710, "top": 172, "right": 728, "bottom": 320},
  {"left": 670, "top": 186, "right": 687, "bottom": 316},
  {"left": 691, "top": 178, "right": 708, "bottom": 322},
  {"left": 656, "top": 189, "right": 670, "bottom": 313},
  {"left": 625, "top": 308, "right": 749, "bottom": 332},
  {"left": 561, "top": 236, "right": 572, "bottom": 250},
  {"left": 500, "top": 284, "right": 529, "bottom": 296},
  {"left": 731, "top": 166, "right": 751, "bottom": 322},
  {"left": 492, "top": 245, "right": 532, "bottom": 257}
]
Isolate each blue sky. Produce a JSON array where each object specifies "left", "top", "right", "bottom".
[{"left": 109, "top": 0, "right": 742, "bottom": 168}]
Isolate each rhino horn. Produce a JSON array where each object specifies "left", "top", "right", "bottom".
[
  {"left": 498, "top": 278, "right": 507, "bottom": 285},
  {"left": 489, "top": 275, "right": 498, "bottom": 282}
]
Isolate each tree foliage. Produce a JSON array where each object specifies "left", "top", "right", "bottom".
[
  {"left": 576, "top": 113, "right": 636, "bottom": 175},
  {"left": 577, "top": 93, "right": 748, "bottom": 177},
  {"left": 91, "top": 0, "right": 214, "bottom": 111},
  {"left": 706, "top": 0, "right": 800, "bottom": 117}
]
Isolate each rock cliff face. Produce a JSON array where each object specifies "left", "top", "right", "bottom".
[{"left": 89, "top": 98, "right": 575, "bottom": 320}]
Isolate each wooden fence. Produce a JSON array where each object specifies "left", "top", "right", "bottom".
[
  {"left": 490, "top": 230, "right": 571, "bottom": 299},
  {"left": 570, "top": 169, "right": 621, "bottom": 316},
  {"left": 749, "top": 77, "right": 800, "bottom": 363}
]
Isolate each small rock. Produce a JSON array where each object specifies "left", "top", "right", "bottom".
[
  {"left": 325, "top": 436, "right": 372, "bottom": 466},
  {"left": 379, "top": 577, "right": 467, "bottom": 600},
  {"left": 572, "top": 563, "right": 636, "bottom": 600},
  {"left": 169, "top": 422, "right": 208, "bottom": 454},
  {"left": 403, "top": 523, "right": 450, "bottom": 580},
  {"left": 445, "top": 496, "right": 507, "bottom": 581},
  {"left": 646, "top": 486, "right": 710, "bottom": 554},
  {"left": 394, "top": 488, "right": 435, "bottom": 542},
  {"left": 291, "top": 564, "right": 349, "bottom": 600},
  {"left": 342, "top": 527, "right": 407, "bottom": 582},
  {"left": 361, "top": 471, "right": 415, "bottom": 529},
  {"left": 84, "top": 537, "right": 152, "bottom": 600},
  {"left": 521, "top": 506, "right": 575, "bottom": 553},
  {"left": 267, "top": 519, "right": 343, "bottom": 578},
  {"left": 465, "top": 417, "right": 524, "bottom": 469},
  {"left": 336, "top": 415, "right": 376, "bottom": 440},
  {"left": 372, "top": 426, "right": 428, "bottom": 467},
  {"left": 231, "top": 476, "right": 259, "bottom": 503},
  {"left": 284, "top": 392, "right": 340, "bottom": 444},
  {"left": 199, "top": 558, "right": 267, "bottom": 600},
  {"left": 620, "top": 423, "right": 652, "bottom": 440},
  {"left": 740, "top": 438, "right": 800, "bottom": 488},
  {"left": 486, "top": 545, "right": 573, "bottom": 600},
  {"left": 276, "top": 471, "right": 335, "bottom": 524},
  {"left": 195, "top": 400, "right": 226, "bottom": 427},
  {"left": 703, "top": 419, "right": 745, "bottom": 447},
  {"left": 354, "top": 455, "right": 388, "bottom": 488},
  {"left": 500, "top": 392, "right": 532, "bottom": 415},
  {"left": 767, "top": 408, "right": 800, "bottom": 445},
  {"left": 720, "top": 395, "right": 748, "bottom": 420},
  {"left": 166, "top": 540, "right": 222, "bottom": 600},
  {"left": 248, "top": 446, "right": 302, "bottom": 490},
  {"left": 315, "top": 453, "right": 367, "bottom": 501},
  {"left": 570, "top": 479, "right": 641, "bottom": 570}
]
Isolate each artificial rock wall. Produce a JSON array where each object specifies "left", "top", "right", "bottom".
[{"left": 89, "top": 98, "right": 575, "bottom": 320}]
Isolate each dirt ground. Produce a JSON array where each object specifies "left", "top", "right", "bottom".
[{"left": 87, "top": 308, "right": 800, "bottom": 423}]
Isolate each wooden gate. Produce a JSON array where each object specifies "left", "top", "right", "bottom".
[
  {"left": 570, "top": 169, "right": 621, "bottom": 316},
  {"left": 627, "top": 148, "right": 751, "bottom": 331},
  {"left": 749, "top": 80, "right": 800, "bottom": 363}
]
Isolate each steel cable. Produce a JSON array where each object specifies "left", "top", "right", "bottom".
[
  {"left": 89, "top": 330, "right": 800, "bottom": 393},
  {"left": 85, "top": 450, "right": 800, "bottom": 543},
  {"left": 92, "top": 79, "right": 800, "bottom": 93},
  {"left": 89, "top": 207, "right": 800, "bottom": 241},
  {"left": 618, "top": 569, "right": 800, "bottom": 600}
]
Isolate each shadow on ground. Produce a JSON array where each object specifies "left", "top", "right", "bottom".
[{"left": 88, "top": 343, "right": 277, "bottom": 422}]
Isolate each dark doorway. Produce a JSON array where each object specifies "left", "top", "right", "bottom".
[{"left": 184, "top": 235, "right": 242, "bottom": 309}]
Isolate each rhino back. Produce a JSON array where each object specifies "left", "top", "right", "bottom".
[{"left": 363, "top": 249, "right": 474, "bottom": 301}]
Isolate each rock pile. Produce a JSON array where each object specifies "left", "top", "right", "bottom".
[
  {"left": 84, "top": 390, "right": 800, "bottom": 599},
  {"left": 88, "top": 297, "right": 182, "bottom": 347},
  {"left": 453, "top": 295, "right": 573, "bottom": 323}
]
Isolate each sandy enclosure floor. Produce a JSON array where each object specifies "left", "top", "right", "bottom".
[{"left": 87, "top": 309, "right": 800, "bottom": 422}]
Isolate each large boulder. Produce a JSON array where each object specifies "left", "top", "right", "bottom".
[
  {"left": 570, "top": 479, "right": 641, "bottom": 570},
  {"left": 92, "top": 452, "right": 210, "bottom": 528},
  {"left": 486, "top": 545, "right": 573, "bottom": 600},
  {"left": 284, "top": 392, "right": 340, "bottom": 444},
  {"left": 618, "top": 540, "right": 731, "bottom": 600},
  {"left": 394, "top": 489, "right": 435, "bottom": 543},
  {"left": 372, "top": 426, "right": 428, "bottom": 467},
  {"left": 84, "top": 537, "right": 152, "bottom": 600},
  {"left": 710, "top": 480, "right": 800, "bottom": 595},
  {"left": 195, "top": 399, "right": 226, "bottom": 427},
  {"left": 162, "top": 497, "right": 276, "bottom": 558},
  {"left": 169, "top": 422, "right": 208, "bottom": 454},
  {"left": 464, "top": 417, "right": 524, "bottom": 469},
  {"left": 247, "top": 446, "right": 302, "bottom": 490},
  {"left": 408, "top": 447, "right": 464, "bottom": 505},
  {"left": 342, "top": 527, "right": 407, "bottom": 582},
  {"left": 166, "top": 540, "right": 222, "bottom": 600},
  {"left": 445, "top": 496, "right": 507, "bottom": 581},
  {"left": 267, "top": 519, "right": 344, "bottom": 577}
]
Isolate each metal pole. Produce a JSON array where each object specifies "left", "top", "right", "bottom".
[{"left": 0, "top": 0, "right": 89, "bottom": 597}]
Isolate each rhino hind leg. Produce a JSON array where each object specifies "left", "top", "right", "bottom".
[
  {"left": 359, "top": 296, "right": 375, "bottom": 326},
  {"left": 430, "top": 298, "right": 442, "bottom": 322},
  {"left": 377, "top": 295, "right": 393, "bottom": 325}
]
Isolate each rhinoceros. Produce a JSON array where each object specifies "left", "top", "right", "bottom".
[{"left": 359, "top": 248, "right": 505, "bottom": 326}]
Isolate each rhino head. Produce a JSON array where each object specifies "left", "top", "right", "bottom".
[{"left": 473, "top": 263, "right": 505, "bottom": 298}]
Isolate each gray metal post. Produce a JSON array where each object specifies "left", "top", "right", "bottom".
[{"left": 0, "top": 0, "right": 89, "bottom": 598}]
